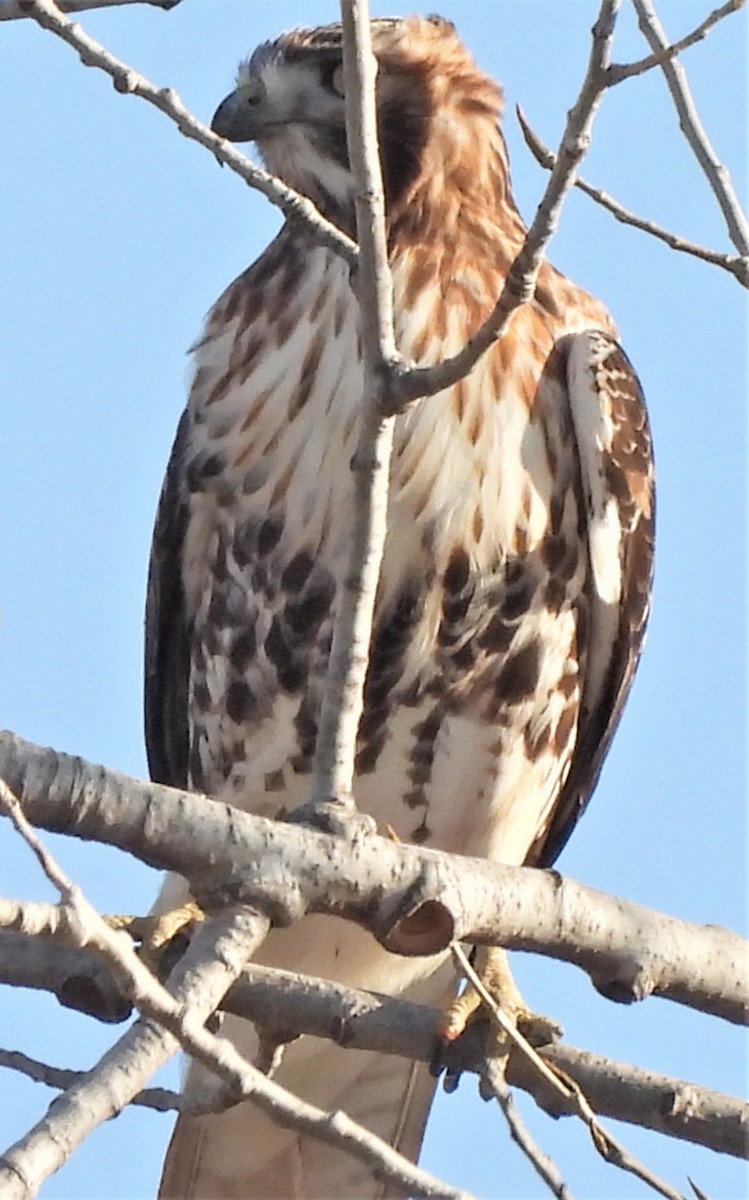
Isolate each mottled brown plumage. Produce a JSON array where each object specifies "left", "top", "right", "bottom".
[{"left": 148, "top": 16, "right": 654, "bottom": 1198}]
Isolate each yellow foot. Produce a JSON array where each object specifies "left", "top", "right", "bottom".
[
  {"left": 438, "top": 945, "right": 562, "bottom": 1065},
  {"left": 106, "top": 901, "right": 204, "bottom": 977}
]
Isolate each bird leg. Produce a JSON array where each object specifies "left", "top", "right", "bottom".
[
  {"left": 106, "top": 900, "right": 204, "bottom": 977},
  {"left": 438, "top": 945, "right": 562, "bottom": 1062}
]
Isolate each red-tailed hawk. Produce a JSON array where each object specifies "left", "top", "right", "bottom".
[{"left": 148, "top": 15, "right": 654, "bottom": 1199}]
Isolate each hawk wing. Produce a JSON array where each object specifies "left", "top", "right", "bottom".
[
  {"left": 535, "top": 331, "right": 654, "bottom": 867},
  {"left": 144, "top": 410, "right": 191, "bottom": 790}
]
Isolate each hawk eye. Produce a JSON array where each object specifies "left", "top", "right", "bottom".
[{"left": 321, "top": 61, "right": 345, "bottom": 98}]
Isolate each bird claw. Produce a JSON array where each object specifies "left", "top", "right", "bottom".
[
  {"left": 516, "top": 1007, "right": 564, "bottom": 1048},
  {"left": 433, "top": 945, "right": 562, "bottom": 1093},
  {"left": 106, "top": 901, "right": 204, "bottom": 976}
]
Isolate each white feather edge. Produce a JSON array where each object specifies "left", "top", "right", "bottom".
[{"left": 566, "top": 331, "right": 623, "bottom": 608}]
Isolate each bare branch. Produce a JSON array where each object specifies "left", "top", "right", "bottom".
[
  {"left": 481, "top": 1062, "right": 574, "bottom": 1200},
  {"left": 0, "top": 1048, "right": 183, "bottom": 1114},
  {"left": 2, "top": 938, "right": 746, "bottom": 1158},
  {"left": 0, "top": 930, "right": 130, "bottom": 1021},
  {"left": 308, "top": 0, "right": 397, "bottom": 810},
  {"left": 390, "top": 0, "right": 621, "bottom": 407},
  {"left": 15, "top": 0, "right": 358, "bottom": 267},
  {"left": 224, "top": 968, "right": 749, "bottom": 1161},
  {"left": 0, "top": 907, "right": 269, "bottom": 1199},
  {"left": 0, "top": 779, "right": 269, "bottom": 1041},
  {"left": 1, "top": 732, "right": 747, "bottom": 1025},
  {"left": 555, "top": 1066, "right": 690, "bottom": 1200},
  {"left": 608, "top": 0, "right": 745, "bottom": 82},
  {"left": 631, "top": 0, "right": 749, "bottom": 258},
  {"left": 2, "top": 1040, "right": 476, "bottom": 1200},
  {"left": 0, "top": 895, "right": 78, "bottom": 941},
  {"left": 0, "top": 0, "right": 181, "bottom": 18},
  {"left": 455, "top": 946, "right": 687, "bottom": 1200},
  {"left": 516, "top": 108, "right": 749, "bottom": 286},
  {"left": 0, "top": 785, "right": 473, "bottom": 1199}
]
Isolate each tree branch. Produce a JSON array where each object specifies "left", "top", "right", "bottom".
[
  {"left": 607, "top": 0, "right": 744, "bottom": 82},
  {"left": 631, "top": 0, "right": 749, "bottom": 258},
  {"left": 0, "top": 930, "right": 130, "bottom": 1022},
  {"left": 482, "top": 1062, "right": 574, "bottom": 1200},
  {"left": 1, "top": 732, "right": 747, "bottom": 1025},
  {"left": 1, "top": 788, "right": 476, "bottom": 1199},
  {"left": 516, "top": 107, "right": 749, "bottom": 286},
  {"left": 456, "top": 946, "right": 687, "bottom": 1200},
  {"left": 389, "top": 0, "right": 621, "bottom": 407},
  {"left": 2, "top": 942, "right": 745, "bottom": 1160},
  {"left": 0, "top": 906, "right": 269, "bottom": 1199},
  {"left": 307, "top": 0, "right": 398, "bottom": 812},
  {"left": 0, "top": 1048, "right": 184, "bottom": 1114},
  {"left": 15, "top": 0, "right": 358, "bottom": 267},
  {"left": 0, "top": 0, "right": 181, "bottom": 18},
  {"left": 0, "top": 897, "right": 477, "bottom": 1200}
]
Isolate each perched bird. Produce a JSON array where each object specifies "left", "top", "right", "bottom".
[{"left": 148, "top": 15, "right": 654, "bottom": 1199}]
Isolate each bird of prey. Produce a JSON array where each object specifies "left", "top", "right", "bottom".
[{"left": 148, "top": 15, "right": 654, "bottom": 1199}]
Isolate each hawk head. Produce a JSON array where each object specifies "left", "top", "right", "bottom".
[{"left": 211, "top": 16, "right": 508, "bottom": 231}]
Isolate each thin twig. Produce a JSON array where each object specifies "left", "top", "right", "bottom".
[
  {"left": 0, "top": 1048, "right": 185, "bottom": 1113},
  {"left": 1, "top": 0, "right": 180, "bottom": 17},
  {"left": 454, "top": 946, "right": 689, "bottom": 1200},
  {"left": 516, "top": 107, "right": 749, "bottom": 286},
  {"left": 631, "top": 0, "right": 749, "bottom": 258},
  {"left": 451, "top": 945, "right": 569, "bottom": 1098},
  {"left": 482, "top": 1060, "right": 574, "bottom": 1200},
  {"left": 608, "top": 0, "right": 744, "bottom": 81},
  {"left": 390, "top": 0, "right": 622, "bottom": 406},
  {"left": 16, "top": 0, "right": 358, "bottom": 267}
]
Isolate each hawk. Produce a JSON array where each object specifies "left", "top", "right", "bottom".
[{"left": 149, "top": 15, "right": 654, "bottom": 1199}]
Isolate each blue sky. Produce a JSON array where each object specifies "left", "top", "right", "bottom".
[{"left": 0, "top": 2, "right": 746, "bottom": 1197}]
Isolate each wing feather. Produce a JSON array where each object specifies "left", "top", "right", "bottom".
[
  {"left": 144, "top": 411, "right": 192, "bottom": 789},
  {"left": 536, "top": 331, "right": 655, "bottom": 866}
]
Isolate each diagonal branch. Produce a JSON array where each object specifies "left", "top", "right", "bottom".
[
  {"left": 516, "top": 107, "right": 749, "bottom": 287},
  {"left": 481, "top": 1061, "right": 575, "bottom": 1200},
  {"left": 0, "top": 913, "right": 477, "bottom": 1200},
  {"left": 0, "top": 0, "right": 181, "bottom": 17},
  {"left": 607, "top": 0, "right": 745, "bottom": 82},
  {"left": 0, "top": 785, "right": 471, "bottom": 1200},
  {"left": 0, "top": 907, "right": 270, "bottom": 1200},
  {"left": 456, "top": 946, "right": 687, "bottom": 1200},
  {"left": 389, "top": 0, "right": 622, "bottom": 407},
  {"left": 15, "top": 0, "right": 358, "bottom": 267},
  {"left": 631, "top": 0, "right": 749, "bottom": 257}
]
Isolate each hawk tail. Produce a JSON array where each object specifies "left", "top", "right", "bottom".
[{"left": 158, "top": 1026, "right": 439, "bottom": 1200}]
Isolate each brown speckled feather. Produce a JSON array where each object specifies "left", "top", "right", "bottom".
[{"left": 147, "top": 16, "right": 654, "bottom": 1198}]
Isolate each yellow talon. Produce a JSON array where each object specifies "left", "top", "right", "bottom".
[
  {"left": 106, "top": 901, "right": 204, "bottom": 975},
  {"left": 438, "top": 945, "right": 562, "bottom": 1056}
]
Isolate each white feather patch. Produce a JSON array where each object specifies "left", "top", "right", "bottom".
[{"left": 567, "top": 331, "right": 623, "bottom": 606}]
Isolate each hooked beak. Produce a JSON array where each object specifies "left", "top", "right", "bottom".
[{"left": 211, "top": 77, "right": 267, "bottom": 143}]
